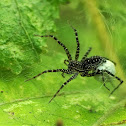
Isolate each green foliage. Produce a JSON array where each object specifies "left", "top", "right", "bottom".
[
  {"left": 98, "top": 0, "right": 126, "bottom": 72},
  {"left": 0, "top": 0, "right": 126, "bottom": 126},
  {"left": 0, "top": 0, "right": 64, "bottom": 74}
]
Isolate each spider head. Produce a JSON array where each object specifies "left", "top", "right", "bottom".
[{"left": 66, "top": 60, "right": 81, "bottom": 72}]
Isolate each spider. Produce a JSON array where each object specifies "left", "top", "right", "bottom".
[{"left": 25, "top": 26, "right": 123, "bottom": 103}]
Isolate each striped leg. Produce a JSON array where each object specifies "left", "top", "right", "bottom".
[
  {"left": 25, "top": 69, "right": 67, "bottom": 82},
  {"left": 35, "top": 35, "right": 72, "bottom": 61},
  {"left": 70, "top": 26, "right": 80, "bottom": 61},
  {"left": 104, "top": 70, "right": 123, "bottom": 95},
  {"left": 81, "top": 47, "right": 92, "bottom": 62},
  {"left": 49, "top": 73, "right": 78, "bottom": 103},
  {"left": 61, "top": 69, "right": 72, "bottom": 78}
]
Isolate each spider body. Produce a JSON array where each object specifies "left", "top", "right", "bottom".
[
  {"left": 25, "top": 26, "right": 123, "bottom": 103},
  {"left": 66, "top": 56, "right": 105, "bottom": 75},
  {"left": 65, "top": 56, "right": 113, "bottom": 78},
  {"left": 80, "top": 56, "right": 106, "bottom": 73}
]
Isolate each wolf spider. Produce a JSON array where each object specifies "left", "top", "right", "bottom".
[{"left": 25, "top": 26, "right": 123, "bottom": 103}]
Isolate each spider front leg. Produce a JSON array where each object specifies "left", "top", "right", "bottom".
[
  {"left": 25, "top": 69, "right": 68, "bottom": 82},
  {"left": 49, "top": 73, "right": 78, "bottom": 103},
  {"left": 35, "top": 35, "right": 72, "bottom": 61},
  {"left": 71, "top": 26, "right": 80, "bottom": 61},
  {"left": 103, "top": 70, "right": 123, "bottom": 96},
  {"left": 68, "top": 23, "right": 80, "bottom": 61},
  {"left": 81, "top": 47, "right": 92, "bottom": 62}
]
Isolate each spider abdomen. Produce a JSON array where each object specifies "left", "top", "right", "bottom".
[
  {"left": 82, "top": 56, "right": 106, "bottom": 70},
  {"left": 96, "top": 60, "right": 116, "bottom": 74},
  {"left": 95, "top": 59, "right": 116, "bottom": 82}
]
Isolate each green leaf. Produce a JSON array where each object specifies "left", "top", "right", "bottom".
[
  {"left": 0, "top": 0, "right": 62, "bottom": 74},
  {"left": 0, "top": 0, "right": 126, "bottom": 126}
]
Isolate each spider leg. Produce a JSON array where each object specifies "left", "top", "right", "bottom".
[
  {"left": 104, "top": 70, "right": 123, "bottom": 96},
  {"left": 49, "top": 73, "right": 78, "bottom": 103},
  {"left": 25, "top": 69, "right": 68, "bottom": 82},
  {"left": 81, "top": 70, "right": 110, "bottom": 90},
  {"left": 61, "top": 69, "right": 71, "bottom": 78},
  {"left": 61, "top": 72, "right": 65, "bottom": 78},
  {"left": 81, "top": 47, "right": 92, "bottom": 62},
  {"left": 85, "top": 71, "right": 111, "bottom": 91},
  {"left": 70, "top": 26, "right": 80, "bottom": 61},
  {"left": 85, "top": 70, "right": 122, "bottom": 94},
  {"left": 101, "top": 72, "right": 110, "bottom": 91},
  {"left": 35, "top": 35, "right": 72, "bottom": 61}
]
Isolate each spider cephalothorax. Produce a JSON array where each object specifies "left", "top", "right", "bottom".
[{"left": 25, "top": 26, "right": 123, "bottom": 103}]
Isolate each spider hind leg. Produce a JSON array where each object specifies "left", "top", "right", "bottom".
[
  {"left": 81, "top": 47, "right": 92, "bottom": 62},
  {"left": 101, "top": 72, "right": 110, "bottom": 91},
  {"left": 104, "top": 70, "right": 123, "bottom": 96}
]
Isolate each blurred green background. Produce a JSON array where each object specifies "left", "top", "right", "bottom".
[{"left": 0, "top": 0, "right": 126, "bottom": 125}]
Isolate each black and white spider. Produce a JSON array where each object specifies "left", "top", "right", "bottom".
[{"left": 25, "top": 26, "right": 123, "bottom": 103}]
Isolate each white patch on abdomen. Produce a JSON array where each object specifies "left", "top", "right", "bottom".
[
  {"left": 95, "top": 60, "right": 116, "bottom": 82},
  {"left": 96, "top": 60, "right": 116, "bottom": 74}
]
